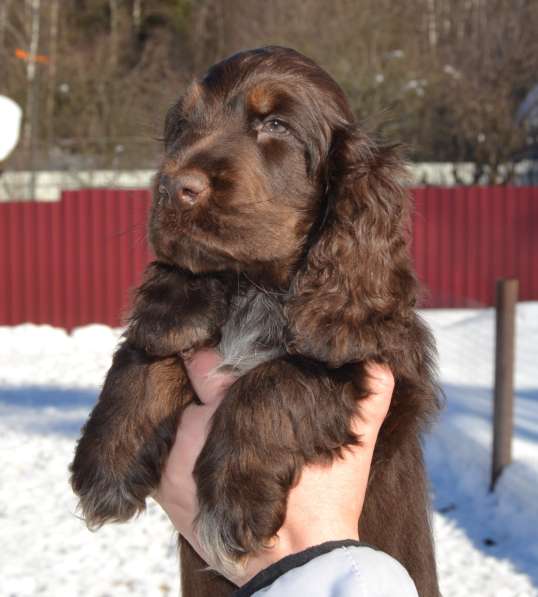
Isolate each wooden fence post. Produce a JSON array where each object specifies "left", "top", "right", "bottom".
[{"left": 490, "top": 278, "right": 518, "bottom": 491}]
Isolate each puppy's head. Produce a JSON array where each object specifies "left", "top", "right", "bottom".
[
  {"left": 152, "top": 47, "right": 415, "bottom": 368},
  {"left": 150, "top": 46, "right": 352, "bottom": 286}
]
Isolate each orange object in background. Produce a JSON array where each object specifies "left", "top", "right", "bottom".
[{"left": 15, "top": 48, "right": 49, "bottom": 64}]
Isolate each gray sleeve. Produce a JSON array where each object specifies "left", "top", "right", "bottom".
[{"left": 252, "top": 546, "right": 419, "bottom": 597}]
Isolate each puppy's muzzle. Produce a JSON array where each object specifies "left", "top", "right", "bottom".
[{"left": 159, "top": 170, "right": 210, "bottom": 207}]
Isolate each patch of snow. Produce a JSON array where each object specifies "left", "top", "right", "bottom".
[{"left": 423, "top": 302, "right": 538, "bottom": 596}]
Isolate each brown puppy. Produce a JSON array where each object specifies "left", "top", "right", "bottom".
[{"left": 70, "top": 46, "right": 441, "bottom": 596}]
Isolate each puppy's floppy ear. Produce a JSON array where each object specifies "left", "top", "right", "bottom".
[{"left": 286, "top": 127, "right": 418, "bottom": 367}]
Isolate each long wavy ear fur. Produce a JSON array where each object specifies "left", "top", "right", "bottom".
[{"left": 286, "top": 127, "right": 419, "bottom": 368}]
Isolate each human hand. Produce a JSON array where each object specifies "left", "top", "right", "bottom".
[{"left": 153, "top": 352, "right": 394, "bottom": 587}]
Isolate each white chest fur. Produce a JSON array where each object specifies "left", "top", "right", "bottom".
[{"left": 217, "top": 287, "right": 287, "bottom": 375}]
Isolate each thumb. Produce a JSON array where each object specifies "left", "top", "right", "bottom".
[
  {"left": 354, "top": 362, "right": 394, "bottom": 442},
  {"left": 183, "top": 349, "right": 236, "bottom": 405}
]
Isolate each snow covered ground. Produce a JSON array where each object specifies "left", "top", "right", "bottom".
[
  {"left": 422, "top": 303, "right": 538, "bottom": 597},
  {"left": 1, "top": 305, "right": 537, "bottom": 596}
]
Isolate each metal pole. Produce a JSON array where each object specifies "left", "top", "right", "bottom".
[{"left": 490, "top": 278, "right": 518, "bottom": 491}]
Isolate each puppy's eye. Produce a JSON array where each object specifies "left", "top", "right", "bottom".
[{"left": 262, "top": 118, "right": 288, "bottom": 135}]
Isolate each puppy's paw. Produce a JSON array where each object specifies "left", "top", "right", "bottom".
[
  {"left": 129, "top": 315, "right": 219, "bottom": 357},
  {"left": 127, "top": 264, "right": 229, "bottom": 357},
  {"left": 70, "top": 455, "right": 146, "bottom": 529},
  {"left": 193, "top": 453, "right": 293, "bottom": 577},
  {"left": 70, "top": 408, "right": 179, "bottom": 528}
]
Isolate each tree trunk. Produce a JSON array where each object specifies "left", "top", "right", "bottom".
[
  {"left": 132, "top": 0, "right": 142, "bottom": 31},
  {"left": 45, "top": 0, "right": 59, "bottom": 145},
  {"left": 23, "top": 0, "right": 41, "bottom": 199},
  {"left": 109, "top": 0, "right": 119, "bottom": 72},
  {"left": 22, "top": 0, "right": 41, "bottom": 149},
  {"left": 0, "top": 0, "right": 12, "bottom": 93}
]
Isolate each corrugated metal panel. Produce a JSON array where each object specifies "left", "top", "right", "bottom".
[
  {"left": 0, "top": 190, "right": 152, "bottom": 328},
  {"left": 411, "top": 186, "right": 538, "bottom": 307},
  {"left": 0, "top": 187, "right": 537, "bottom": 328}
]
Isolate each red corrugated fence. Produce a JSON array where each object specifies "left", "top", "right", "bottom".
[
  {"left": 0, "top": 186, "right": 537, "bottom": 328},
  {"left": 412, "top": 186, "right": 537, "bottom": 308},
  {"left": 0, "top": 189, "right": 152, "bottom": 329}
]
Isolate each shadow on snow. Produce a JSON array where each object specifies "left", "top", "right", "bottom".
[{"left": 0, "top": 385, "right": 98, "bottom": 438}]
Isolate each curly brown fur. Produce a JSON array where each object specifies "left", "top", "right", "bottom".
[{"left": 70, "top": 46, "right": 441, "bottom": 596}]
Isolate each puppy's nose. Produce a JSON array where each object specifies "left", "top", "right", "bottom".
[{"left": 175, "top": 171, "right": 209, "bottom": 206}]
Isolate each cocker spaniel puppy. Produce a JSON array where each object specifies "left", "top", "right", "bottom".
[{"left": 70, "top": 46, "right": 440, "bottom": 597}]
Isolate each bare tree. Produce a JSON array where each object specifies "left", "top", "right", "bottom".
[
  {"left": 132, "top": 0, "right": 143, "bottom": 31},
  {"left": 0, "top": 0, "right": 536, "bottom": 180},
  {"left": 109, "top": 0, "right": 119, "bottom": 72},
  {"left": 422, "top": 0, "right": 538, "bottom": 182},
  {"left": 45, "top": 0, "right": 59, "bottom": 145},
  {"left": 22, "top": 0, "right": 41, "bottom": 149},
  {"left": 0, "top": 0, "right": 13, "bottom": 93}
]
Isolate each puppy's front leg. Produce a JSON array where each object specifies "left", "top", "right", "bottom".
[
  {"left": 70, "top": 262, "right": 231, "bottom": 528},
  {"left": 70, "top": 348, "right": 191, "bottom": 527},
  {"left": 193, "top": 356, "right": 362, "bottom": 576},
  {"left": 127, "top": 261, "right": 231, "bottom": 358}
]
